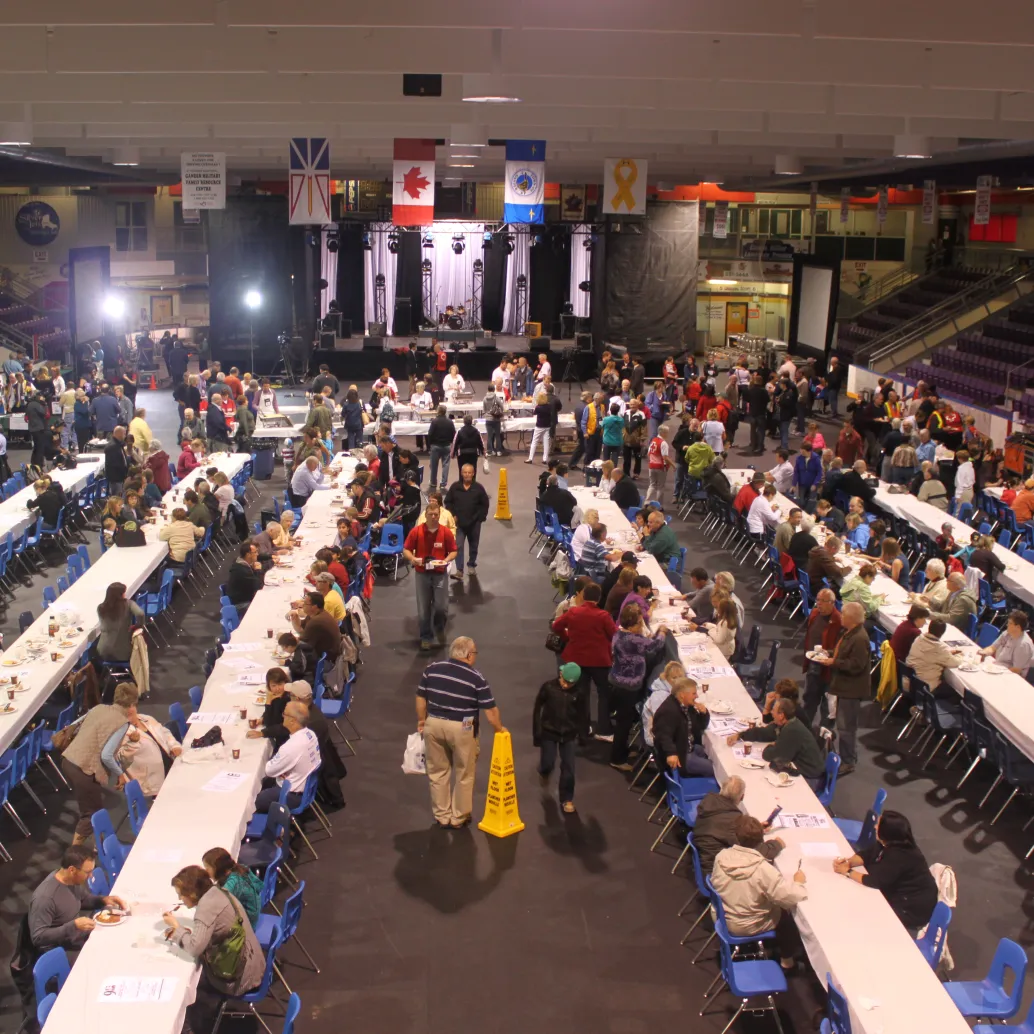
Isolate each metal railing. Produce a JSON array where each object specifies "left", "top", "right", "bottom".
[
  {"left": 0, "top": 268, "right": 66, "bottom": 314},
  {"left": 855, "top": 266, "right": 921, "bottom": 306},
  {"left": 860, "top": 265, "right": 1033, "bottom": 368}
]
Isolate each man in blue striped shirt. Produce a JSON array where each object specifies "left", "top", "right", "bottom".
[{"left": 415, "top": 636, "right": 506, "bottom": 828}]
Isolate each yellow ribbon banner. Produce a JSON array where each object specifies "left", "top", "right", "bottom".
[{"left": 610, "top": 159, "right": 639, "bottom": 212}]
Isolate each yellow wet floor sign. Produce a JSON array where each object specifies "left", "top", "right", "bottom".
[
  {"left": 477, "top": 730, "right": 524, "bottom": 837},
  {"left": 493, "top": 467, "right": 512, "bottom": 520}
]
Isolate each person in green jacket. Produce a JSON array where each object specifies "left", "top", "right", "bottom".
[
  {"left": 235, "top": 397, "right": 256, "bottom": 442},
  {"left": 727, "top": 698, "right": 826, "bottom": 786},
  {"left": 685, "top": 440, "right": 715, "bottom": 478},
  {"left": 304, "top": 395, "right": 334, "bottom": 437},
  {"left": 641, "top": 510, "right": 681, "bottom": 565},
  {"left": 202, "top": 846, "right": 265, "bottom": 927},
  {"left": 601, "top": 403, "right": 625, "bottom": 463}
]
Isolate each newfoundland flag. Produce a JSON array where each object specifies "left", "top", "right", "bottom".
[{"left": 504, "top": 140, "right": 545, "bottom": 224}]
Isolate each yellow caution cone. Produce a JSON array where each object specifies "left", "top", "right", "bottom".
[
  {"left": 477, "top": 730, "right": 524, "bottom": 838},
  {"left": 493, "top": 466, "right": 512, "bottom": 520}
]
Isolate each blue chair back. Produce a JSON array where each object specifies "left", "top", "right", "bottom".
[
  {"left": 962, "top": 612, "right": 978, "bottom": 640},
  {"left": 124, "top": 778, "right": 150, "bottom": 835},
  {"left": 824, "top": 973, "right": 851, "bottom": 1034},
  {"left": 282, "top": 993, "right": 302, "bottom": 1034},
  {"left": 976, "top": 622, "right": 1000, "bottom": 648},
  {"left": 76, "top": 543, "right": 91, "bottom": 570},
  {"left": 42, "top": 586, "right": 57, "bottom": 609},
  {"left": 168, "top": 701, "right": 187, "bottom": 740},
  {"left": 261, "top": 801, "right": 292, "bottom": 845},
  {"left": 916, "top": 902, "right": 953, "bottom": 970},
  {"left": 817, "top": 752, "right": 841, "bottom": 808},
  {"left": 188, "top": 685, "right": 203, "bottom": 711},
  {"left": 37, "top": 992, "right": 57, "bottom": 1027},
  {"left": 279, "top": 880, "right": 307, "bottom": 941},
  {"left": 239, "top": 926, "right": 282, "bottom": 1003},
  {"left": 374, "top": 522, "right": 404, "bottom": 552},
  {"left": 986, "top": 938, "right": 1028, "bottom": 1015},
  {"left": 291, "top": 771, "right": 320, "bottom": 817},
  {"left": 33, "top": 947, "right": 69, "bottom": 1004},
  {"left": 87, "top": 866, "right": 111, "bottom": 896},
  {"left": 258, "top": 846, "right": 285, "bottom": 908},
  {"left": 686, "top": 833, "right": 709, "bottom": 899}
]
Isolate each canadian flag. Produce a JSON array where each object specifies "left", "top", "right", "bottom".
[{"left": 392, "top": 139, "right": 436, "bottom": 226}]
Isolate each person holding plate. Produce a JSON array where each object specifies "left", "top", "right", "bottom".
[{"left": 402, "top": 503, "right": 457, "bottom": 651}]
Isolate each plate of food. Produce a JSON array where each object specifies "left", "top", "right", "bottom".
[
  {"left": 981, "top": 663, "right": 1006, "bottom": 675},
  {"left": 805, "top": 650, "right": 830, "bottom": 663},
  {"left": 93, "top": 908, "right": 130, "bottom": 927},
  {"left": 765, "top": 771, "right": 797, "bottom": 788},
  {"left": 58, "top": 640, "right": 77, "bottom": 649},
  {"left": 0, "top": 703, "right": 18, "bottom": 715},
  {"left": 959, "top": 663, "right": 981, "bottom": 673},
  {"left": 1, "top": 658, "right": 22, "bottom": 667},
  {"left": 708, "top": 700, "right": 734, "bottom": 715},
  {"left": 738, "top": 757, "right": 767, "bottom": 770}
]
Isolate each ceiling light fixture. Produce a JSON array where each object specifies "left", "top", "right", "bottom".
[
  {"left": 707, "top": 278, "right": 738, "bottom": 286},
  {"left": 893, "top": 134, "right": 932, "bottom": 159},
  {"left": 450, "top": 154, "right": 480, "bottom": 159},
  {"left": 462, "top": 74, "right": 522, "bottom": 103},
  {"left": 0, "top": 122, "right": 31, "bottom": 146},
  {"left": 774, "top": 155, "right": 802, "bottom": 176},
  {"left": 448, "top": 163, "right": 475, "bottom": 168},
  {"left": 450, "top": 125, "right": 488, "bottom": 148},
  {"left": 112, "top": 146, "right": 140, "bottom": 166}
]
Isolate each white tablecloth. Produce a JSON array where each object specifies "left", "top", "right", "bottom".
[
  {"left": 573, "top": 485, "right": 972, "bottom": 1034},
  {"left": 44, "top": 456, "right": 355, "bottom": 1034},
  {"left": 0, "top": 455, "right": 103, "bottom": 541}
]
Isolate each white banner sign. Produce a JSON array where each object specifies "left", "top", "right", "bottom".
[
  {"left": 876, "top": 186, "right": 889, "bottom": 226},
  {"left": 712, "top": 200, "right": 729, "bottom": 239},
  {"left": 602, "top": 157, "right": 647, "bottom": 215},
  {"left": 975, "top": 175, "right": 992, "bottom": 225},
  {"left": 839, "top": 187, "right": 850, "bottom": 225},
  {"left": 922, "top": 180, "right": 937, "bottom": 225},
  {"left": 180, "top": 152, "right": 226, "bottom": 210}
]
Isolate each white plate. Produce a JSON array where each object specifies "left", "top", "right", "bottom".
[
  {"left": 805, "top": 651, "right": 830, "bottom": 663},
  {"left": 0, "top": 703, "right": 19, "bottom": 715},
  {"left": 738, "top": 758, "right": 767, "bottom": 770},
  {"left": 981, "top": 665, "right": 1005, "bottom": 676},
  {"left": 708, "top": 701, "right": 734, "bottom": 715},
  {"left": 93, "top": 910, "right": 130, "bottom": 927},
  {"left": 765, "top": 772, "right": 797, "bottom": 788},
  {"left": 959, "top": 664, "right": 980, "bottom": 672}
]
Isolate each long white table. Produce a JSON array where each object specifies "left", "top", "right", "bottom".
[
  {"left": 727, "top": 471, "right": 1034, "bottom": 765},
  {"left": 0, "top": 453, "right": 249, "bottom": 757},
  {"left": 252, "top": 413, "right": 577, "bottom": 441},
  {"left": 43, "top": 456, "right": 356, "bottom": 1034},
  {"left": 573, "top": 486, "right": 972, "bottom": 1034},
  {"left": 0, "top": 455, "right": 103, "bottom": 541}
]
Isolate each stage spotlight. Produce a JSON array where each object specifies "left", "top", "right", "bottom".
[
  {"left": 102, "top": 294, "right": 125, "bottom": 319},
  {"left": 388, "top": 229, "right": 400, "bottom": 254},
  {"left": 502, "top": 234, "right": 514, "bottom": 255},
  {"left": 482, "top": 231, "right": 493, "bottom": 249},
  {"left": 578, "top": 280, "right": 591, "bottom": 293},
  {"left": 531, "top": 233, "right": 544, "bottom": 247},
  {"left": 244, "top": 289, "right": 262, "bottom": 310},
  {"left": 375, "top": 273, "right": 385, "bottom": 287},
  {"left": 327, "top": 230, "right": 340, "bottom": 253},
  {"left": 582, "top": 236, "right": 593, "bottom": 250},
  {"left": 422, "top": 233, "right": 434, "bottom": 248},
  {"left": 361, "top": 233, "right": 371, "bottom": 251},
  {"left": 516, "top": 274, "right": 527, "bottom": 287},
  {"left": 421, "top": 258, "right": 432, "bottom": 272},
  {"left": 452, "top": 234, "right": 465, "bottom": 255},
  {"left": 473, "top": 258, "right": 484, "bottom": 271}
]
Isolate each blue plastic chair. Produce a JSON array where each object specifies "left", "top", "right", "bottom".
[
  {"left": 281, "top": 993, "right": 302, "bottom": 1034},
  {"left": 76, "top": 543, "right": 91, "bottom": 571},
  {"left": 124, "top": 778, "right": 150, "bottom": 836},
  {"left": 220, "top": 926, "right": 283, "bottom": 1026},
  {"left": 680, "top": 832, "right": 716, "bottom": 948},
  {"left": 320, "top": 671, "right": 359, "bottom": 755},
  {"left": 288, "top": 770, "right": 330, "bottom": 861},
  {"left": 87, "top": 866, "right": 111, "bottom": 896},
  {"left": 245, "top": 782, "right": 289, "bottom": 840},
  {"left": 974, "top": 998, "right": 1034, "bottom": 1034},
  {"left": 254, "top": 880, "right": 321, "bottom": 976},
  {"left": 239, "top": 802, "right": 293, "bottom": 873},
  {"left": 41, "top": 585, "right": 57, "bottom": 611},
  {"left": 168, "top": 701, "right": 188, "bottom": 740},
  {"left": 189, "top": 685, "right": 203, "bottom": 711},
  {"left": 916, "top": 901, "right": 953, "bottom": 970},
  {"left": 833, "top": 787, "right": 887, "bottom": 849},
  {"left": 816, "top": 752, "right": 842, "bottom": 809},
  {"left": 819, "top": 973, "right": 851, "bottom": 1034},
  {"left": 976, "top": 622, "right": 1001, "bottom": 649},
  {"left": 17, "top": 610, "right": 34, "bottom": 634},
  {"left": 220, "top": 604, "right": 241, "bottom": 633},
  {"left": 651, "top": 770, "right": 715, "bottom": 858},
  {"left": 943, "top": 938, "right": 1027, "bottom": 1021},
  {"left": 370, "top": 521, "right": 405, "bottom": 579},
  {"left": 90, "top": 808, "right": 128, "bottom": 859},
  {"left": 66, "top": 555, "right": 83, "bottom": 584},
  {"left": 37, "top": 991, "right": 57, "bottom": 1027},
  {"left": 699, "top": 923, "right": 788, "bottom": 1029},
  {"left": 33, "top": 947, "right": 69, "bottom": 1004},
  {"left": 256, "top": 846, "right": 285, "bottom": 910}
]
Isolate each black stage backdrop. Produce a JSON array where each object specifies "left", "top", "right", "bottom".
[
  {"left": 333, "top": 223, "right": 365, "bottom": 335},
  {"left": 208, "top": 196, "right": 313, "bottom": 366},
  {"left": 395, "top": 230, "right": 425, "bottom": 329},
  {"left": 529, "top": 231, "right": 571, "bottom": 338},
  {"left": 481, "top": 234, "right": 507, "bottom": 334},
  {"left": 593, "top": 202, "right": 698, "bottom": 352}
]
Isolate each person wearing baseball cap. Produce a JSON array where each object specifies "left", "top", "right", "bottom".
[
  {"left": 599, "top": 550, "right": 640, "bottom": 604},
  {"left": 532, "top": 662, "right": 587, "bottom": 814}
]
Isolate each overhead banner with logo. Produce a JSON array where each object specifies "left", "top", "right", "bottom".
[
  {"left": 288, "top": 137, "right": 331, "bottom": 225},
  {"left": 839, "top": 187, "right": 851, "bottom": 224},
  {"left": 180, "top": 152, "right": 226, "bottom": 209},
  {"left": 712, "top": 200, "right": 729, "bottom": 238},
  {"left": 601, "top": 157, "right": 647, "bottom": 215},
  {"left": 975, "top": 175, "right": 992, "bottom": 226},
  {"left": 876, "top": 186, "right": 889, "bottom": 226},
  {"left": 392, "top": 138, "right": 436, "bottom": 226},
  {"left": 921, "top": 180, "right": 937, "bottom": 225},
  {"left": 504, "top": 140, "right": 545, "bottom": 224},
  {"left": 560, "top": 185, "right": 586, "bottom": 221}
]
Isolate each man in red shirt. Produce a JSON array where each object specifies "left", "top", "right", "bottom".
[
  {"left": 551, "top": 583, "right": 618, "bottom": 740},
  {"left": 836, "top": 421, "right": 864, "bottom": 467},
  {"left": 402, "top": 504, "right": 457, "bottom": 650},
  {"left": 733, "top": 472, "right": 765, "bottom": 515}
]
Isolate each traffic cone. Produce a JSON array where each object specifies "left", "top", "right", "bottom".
[
  {"left": 493, "top": 467, "right": 512, "bottom": 520},
  {"left": 477, "top": 731, "right": 524, "bottom": 838},
  {"left": 148, "top": 374, "right": 157, "bottom": 390}
]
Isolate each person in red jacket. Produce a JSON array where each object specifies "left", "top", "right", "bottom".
[
  {"left": 733, "top": 472, "right": 765, "bottom": 515},
  {"left": 551, "top": 583, "right": 618, "bottom": 739}
]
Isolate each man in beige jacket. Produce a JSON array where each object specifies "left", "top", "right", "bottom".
[
  {"left": 905, "top": 617, "right": 962, "bottom": 707},
  {"left": 710, "top": 814, "right": 808, "bottom": 969}
]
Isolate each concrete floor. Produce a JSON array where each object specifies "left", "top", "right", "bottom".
[{"left": 0, "top": 373, "right": 1030, "bottom": 1033}]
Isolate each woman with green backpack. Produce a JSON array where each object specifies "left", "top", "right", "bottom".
[{"left": 163, "top": 864, "right": 265, "bottom": 1033}]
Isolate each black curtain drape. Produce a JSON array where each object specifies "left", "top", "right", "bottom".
[
  {"left": 529, "top": 233, "right": 571, "bottom": 338},
  {"left": 334, "top": 223, "right": 365, "bottom": 336},
  {"left": 481, "top": 235, "right": 507, "bottom": 333},
  {"left": 395, "top": 229, "right": 424, "bottom": 328}
]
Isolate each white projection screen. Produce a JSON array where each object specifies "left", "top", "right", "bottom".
[{"left": 789, "top": 256, "right": 839, "bottom": 361}]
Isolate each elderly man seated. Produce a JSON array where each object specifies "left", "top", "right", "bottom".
[
  {"left": 727, "top": 698, "right": 827, "bottom": 789},
  {"left": 693, "top": 776, "right": 785, "bottom": 873},
  {"left": 253, "top": 700, "right": 321, "bottom": 813},
  {"left": 927, "top": 571, "right": 978, "bottom": 631},
  {"left": 641, "top": 510, "right": 681, "bottom": 565}
]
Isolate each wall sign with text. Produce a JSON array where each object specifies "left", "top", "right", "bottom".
[{"left": 15, "top": 202, "right": 60, "bottom": 246}]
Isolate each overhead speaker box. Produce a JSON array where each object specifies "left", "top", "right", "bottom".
[
  {"left": 403, "top": 74, "right": 442, "bottom": 97},
  {"left": 363, "top": 336, "right": 386, "bottom": 350}
]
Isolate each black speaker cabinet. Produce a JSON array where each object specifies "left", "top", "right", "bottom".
[
  {"left": 368, "top": 321, "right": 387, "bottom": 337},
  {"left": 402, "top": 73, "right": 442, "bottom": 97},
  {"left": 363, "top": 336, "right": 386, "bottom": 350},
  {"left": 393, "top": 297, "right": 412, "bottom": 337},
  {"left": 575, "top": 332, "right": 592, "bottom": 352},
  {"left": 319, "top": 331, "right": 335, "bottom": 350},
  {"left": 339, "top": 318, "right": 352, "bottom": 339},
  {"left": 530, "top": 336, "right": 551, "bottom": 350},
  {"left": 559, "top": 313, "right": 576, "bottom": 339}
]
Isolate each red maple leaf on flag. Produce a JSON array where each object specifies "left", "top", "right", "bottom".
[{"left": 402, "top": 166, "right": 430, "bottom": 201}]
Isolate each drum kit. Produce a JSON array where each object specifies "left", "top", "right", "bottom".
[{"left": 438, "top": 303, "right": 474, "bottom": 330}]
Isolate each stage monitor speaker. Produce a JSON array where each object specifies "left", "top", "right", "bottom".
[
  {"left": 474, "top": 340, "right": 497, "bottom": 351},
  {"left": 363, "top": 336, "right": 386, "bottom": 350},
  {"left": 321, "top": 312, "right": 342, "bottom": 336},
  {"left": 393, "top": 297, "right": 412, "bottom": 337},
  {"left": 319, "top": 331, "right": 335, "bottom": 350},
  {"left": 559, "top": 313, "right": 576, "bottom": 339},
  {"left": 340, "top": 318, "right": 352, "bottom": 339},
  {"left": 575, "top": 316, "right": 591, "bottom": 333},
  {"left": 368, "top": 321, "right": 386, "bottom": 337},
  {"left": 403, "top": 73, "right": 441, "bottom": 97},
  {"left": 575, "top": 332, "right": 592, "bottom": 352},
  {"left": 531, "top": 336, "right": 550, "bottom": 350}
]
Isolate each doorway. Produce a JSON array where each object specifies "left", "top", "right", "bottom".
[
  {"left": 150, "top": 295, "right": 173, "bottom": 325},
  {"left": 726, "top": 301, "right": 748, "bottom": 338}
]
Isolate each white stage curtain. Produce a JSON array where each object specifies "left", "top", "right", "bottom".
[
  {"left": 502, "top": 226, "right": 532, "bottom": 335},
  {"left": 363, "top": 222, "right": 397, "bottom": 335},
  {"left": 569, "top": 223, "right": 591, "bottom": 318},
  {"left": 319, "top": 227, "right": 338, "bottom": 320},
  {"left": 425, "top": 221, "right": 484, "bottom": 321}
]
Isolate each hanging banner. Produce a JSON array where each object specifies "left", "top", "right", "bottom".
[
  {"left": 839, "top": 187, "right": 851, "bottom": 224},
  {"left": 560, "top": 185, "right": 586, "bottom": 221},
  {"left": 921, "top": 180, "right": 937, "bottom": 225},
  {"left": 975, "top": 175, "right": 992, "bottom": 226},
  {"left": 392, "top": 138, "right": 436, "bottom": 227},
  {"left": 698, "top": 199, "right": 707, "bottom": 235},
  {"left": 504, "top": 140, "right": 546, "bottom": 223},
  {"left": 288, "top": 138, "right": 331, "bottom": 225},
  {"left": 601, "top": 158, "right": 647, "bottom": 215},
  {"left": 876, "top": 186, "right": 889, "bottom": 226},
  {"left": 712, "top": 200, "right": 729, "bottom": 238},
  {"left": 180, "top": 152, "right": 225, "bottom": 210}
]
